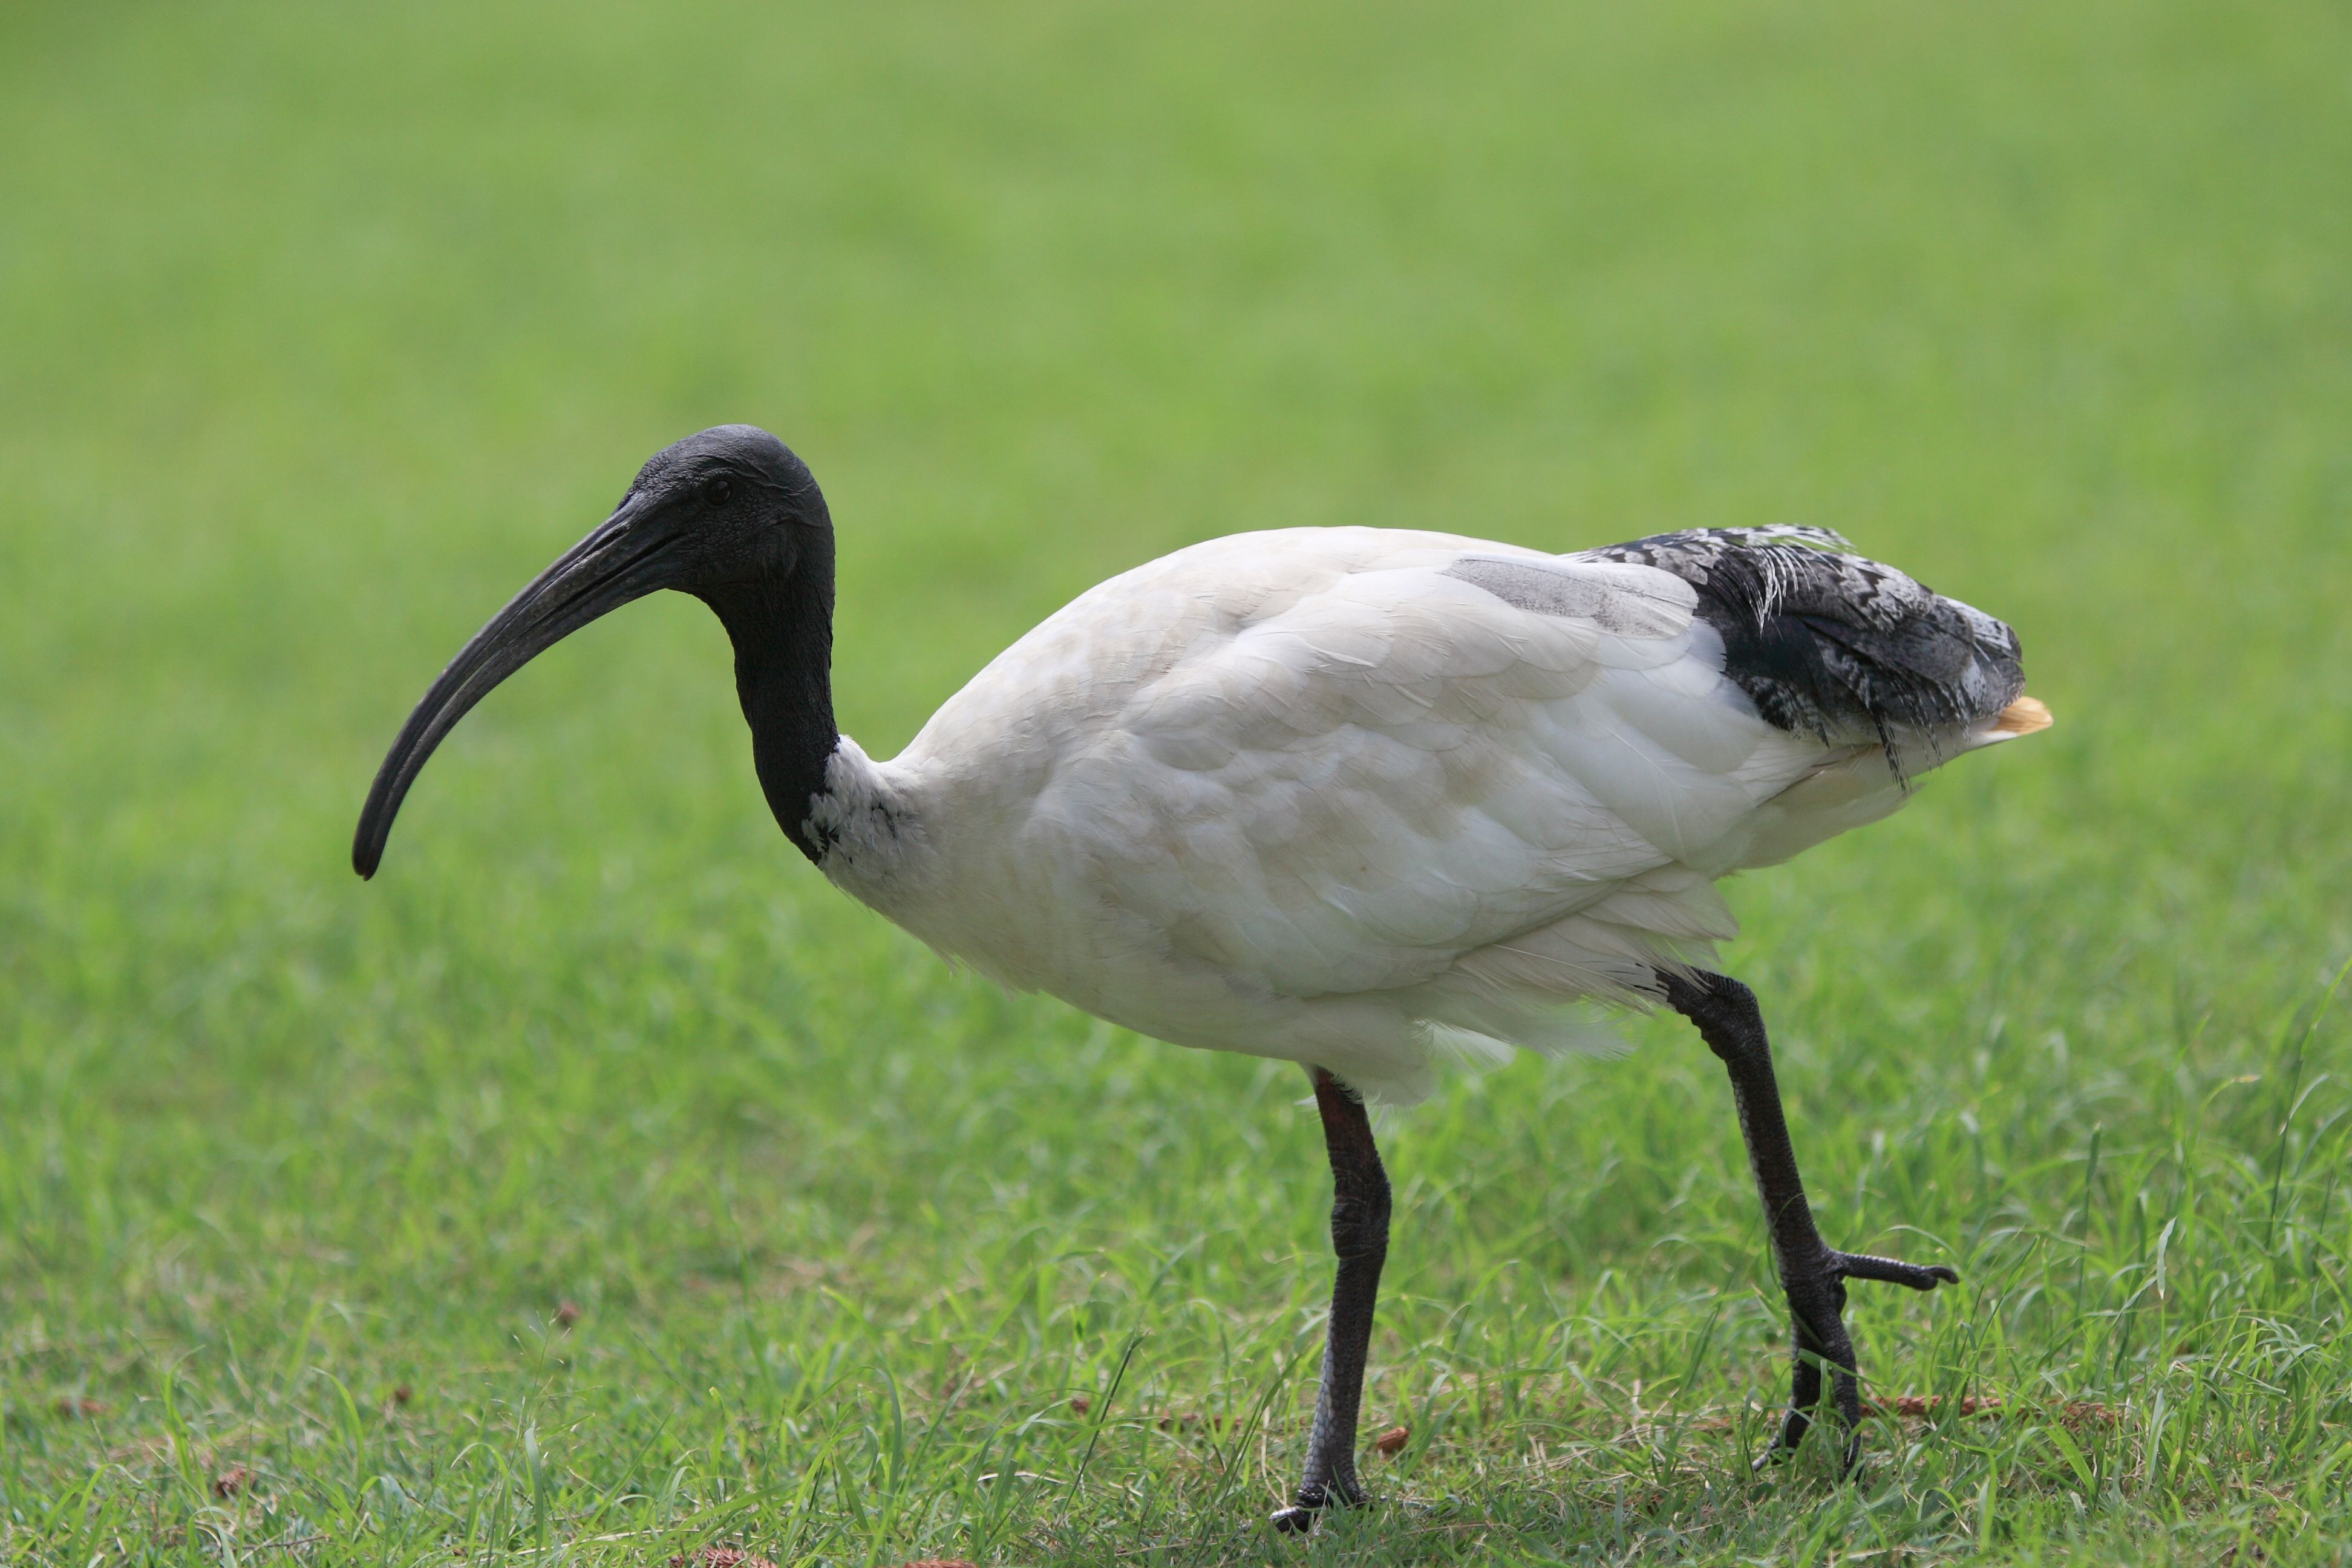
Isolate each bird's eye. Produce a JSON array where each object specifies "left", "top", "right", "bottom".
[{"left": 702, "top": 476, "right": 734, "bottom": 506}]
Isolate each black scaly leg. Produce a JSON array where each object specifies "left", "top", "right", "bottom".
[
  {"left": 1271, "top": 1068, "right": 1392, "bottom": 1534},
  {"left": 1662, "top": 970, "right": 1956, "bottom": 1468}
]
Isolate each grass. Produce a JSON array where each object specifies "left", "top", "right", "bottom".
[{"left": 4, "top": 0, "right": 2351, "bottom": 1561}]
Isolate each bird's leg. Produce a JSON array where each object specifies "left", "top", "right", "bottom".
[
  {"left": 1270, "top": 1068, "right": 1392, "bottom": 1534},
  {"left": 1661, "top": 970, "right": 1956, "bottom": 1470}
]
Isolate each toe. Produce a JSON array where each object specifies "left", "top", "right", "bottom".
[{"left": 1835, "top": 1251, "right": 1957, "bottom": 1291}]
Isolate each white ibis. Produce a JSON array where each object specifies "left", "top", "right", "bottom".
[{"left": 354, "top": 426, "right": 2050, "bottom": 1530}]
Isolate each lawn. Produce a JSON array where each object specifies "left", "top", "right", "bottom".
[{"left": 4, "top": 1, "right": 2351, "bottom": 1562}]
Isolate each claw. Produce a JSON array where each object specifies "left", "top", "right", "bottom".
[{"left": 1270, "top": 1483, "right": 1364, "bottom": 1535}]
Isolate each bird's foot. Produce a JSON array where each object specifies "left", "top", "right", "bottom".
[
  {"left": 1759, "top": 1249, "right": 1958, "bottom": 1473},
  {"left": 1270, "top": 1480, "right": 1367, "bottom": 1534}
]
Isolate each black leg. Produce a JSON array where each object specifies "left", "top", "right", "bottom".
[
  {"left": 1661, "top": 970, "right": 1956, "bottom": 1469},
  {"left": 1270, "top": 1068, "right": 1392, "bottom": 1534}
]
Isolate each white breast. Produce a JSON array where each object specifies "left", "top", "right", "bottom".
[{"left": 813, "top": 527, "right": 1970, "bottom": 1102}]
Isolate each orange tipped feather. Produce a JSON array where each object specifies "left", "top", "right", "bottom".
[{"left": 1993, "top": 695, "right": 2053, "bottom": 736}]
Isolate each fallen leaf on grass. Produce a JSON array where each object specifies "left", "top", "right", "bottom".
[
  {"left": 1374, "top": 1425, "right": 1410, "bottom": 1456},
  {"left": 105, "top": 1437, "right": 173, "bottom": 1463},
  {"left": 1872, "top": 1394, "right": 2120, "bottom": 1429},
  {"left": 668, "top": 1549, "right": 776, "bottom": 1568},
  {"left": 1873, "top": 1394, "right": 2002, "bottom": 1419},
  {"left": 1156, "top": 1413, "right": 1229, "bottom": 1432},
  {"left": 212, "top": 1465, "right": 250, "bottom": 1498}
]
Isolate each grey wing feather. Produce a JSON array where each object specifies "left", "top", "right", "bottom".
[{"left": 1579, "top": 528, "right": 2026, "bottom": 775}]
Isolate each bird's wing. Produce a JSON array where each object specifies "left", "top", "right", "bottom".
[{"left": 1024, "top": 529, "right": 1831, "bottom": 1002}]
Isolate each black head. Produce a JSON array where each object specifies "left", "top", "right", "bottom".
[
  {"left": 618, "top": 424, "right": 831, "bottom": 594},
  {"left": 352, "top": 425, "right": 834, "bottom": 878}
]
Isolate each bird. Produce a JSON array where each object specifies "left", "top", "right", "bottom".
[{"left": 354, "top": 425, "right": 2050, "bottom": 1532}]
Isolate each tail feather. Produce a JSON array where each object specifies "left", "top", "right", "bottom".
[
  {"left": 1990, "top": 694, "right": 2054, "bottom": 737},
  {"left": 1582, "top": 528, "right": 2030, "bottom": 777}
]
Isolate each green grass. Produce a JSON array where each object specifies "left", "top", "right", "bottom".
[{"left": 5, "top": 0, "right": 2351, "bottom": 1561}]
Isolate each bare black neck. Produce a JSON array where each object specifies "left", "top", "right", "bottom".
[{"left": 698, "top": 534, "right": 840, "bottom": 865}]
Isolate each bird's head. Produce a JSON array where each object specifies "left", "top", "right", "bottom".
[
  {"left": 352, "top": 425, "right": 834, "bottom": 878},
  {"left": 616, "top": 424, "right": 831, "bottom": 592}
]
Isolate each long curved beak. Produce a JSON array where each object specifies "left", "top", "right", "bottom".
[{"left": 353, "top": 494, "right": 671, "bottom": 878}]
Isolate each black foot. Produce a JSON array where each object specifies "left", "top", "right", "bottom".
[
  {"left": 1270, "top": 1505, "right": 1318, "bottom": 1534},
  {"left": 1762, "top": 1249, "right": 1957, "bottom": 1472},
  {"left": 1270, "top": 1482, "right": 1365, "bottom": 1534},
  {"left": 1662, "top": 967, "right": 1960, "bottom": 1480}
]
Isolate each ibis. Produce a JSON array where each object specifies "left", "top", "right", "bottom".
[{"left": 354, "top": 425, "right": 2050, "bottom": 1530}]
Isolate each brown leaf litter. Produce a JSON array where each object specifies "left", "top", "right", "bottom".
[{"left": 1870, "top": 1394, "right": 2121, "bottom": 1428}]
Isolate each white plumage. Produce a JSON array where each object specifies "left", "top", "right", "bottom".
[{"left": 811, "top": 526, "right": 2039, "bottom": 1103}]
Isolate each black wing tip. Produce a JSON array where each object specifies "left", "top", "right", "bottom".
[{"left": 1601, "top": 531, "right": 2027, "bottom": 745}]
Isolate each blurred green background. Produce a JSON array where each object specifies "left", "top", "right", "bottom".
[{"left": 4, "top": 2, "right": 2350, "bottom": 1563}]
